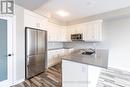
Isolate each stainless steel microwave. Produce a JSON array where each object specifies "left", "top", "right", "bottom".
[{"left": 71, "top": 34, "right": 83, "bottom": 41}]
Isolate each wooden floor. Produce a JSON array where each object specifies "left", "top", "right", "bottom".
[
  {"left": 11, "top": 63, "right": 130, "bottom": 87},
  {"left": 11, "top": 63, "right": 61, "bottom": 87}
]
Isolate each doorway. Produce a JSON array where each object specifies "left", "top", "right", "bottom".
[{"left": 0, "top": 16, "right": 14, "bottom": 87}]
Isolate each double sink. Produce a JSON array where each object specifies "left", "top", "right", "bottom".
[{"left": 80, "top": 48, "right": 96, "bottom": 55}]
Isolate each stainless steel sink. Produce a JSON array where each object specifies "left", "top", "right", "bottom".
[{"left": 80, "top": 48, "right": 95, "bottom": 55}]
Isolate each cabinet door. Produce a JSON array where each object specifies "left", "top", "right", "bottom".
[
  {"left": 75, "top": 24, "right": 84, "bottom": 34},
  {"left": 37, "top": 17, "right": 48, "bottom": 30},
  {"left": 81, "top": 22, "right": 96, "bottom": 41},
  {"left": 86, "top": 23, "right": 95, "bottom": 41},
  {"left": 48, "top": 50, "right": 64, "bottom": 68},
  {"left": 54, "top": 26, "right": 60, "bottom": 41},
  {"left": 24, "top": 14, "right": 48, "bottom": 30},
  {"left": 47, "top": 23, "right": 67, "bottom": 42},
  {"left": 62, "top": 29, "right": 67, "bottom": 41},
  {"left": 66, "top": 25, "right": 77, "bottom": 41},
  {"left": 68, "top": 25, "right": 77, "bottom": 34},
  {"left": 83, "top": 20, "right": 102, "bottom": 42},
  {"left": 66, "top": 28, "right": 71, "bottom": 42},
  {"left": 47, "top": 28, "right": 53, "bottom": 42},
  {"left": 47, "top": 52, "right": 54, "bottom": 67},
  {"left": 62, "top": 60, "right": 88, "bottom": 87},
  {"left": 48, "top": 51, "right": 58, "bottom": 67},
  {"left": 88, "top": 65, "right": 102, "bottom": 87},
  {"left": 54, "top": 25, "right": 67, "bottom": 42},
  {"left": 93, "top": 21, "right": 102, "bottom": 41},
  {"left": 24, "top": 14, "right": 37, "bottom": 28},
  {"left": 60, "top": 27, "right": 67, "bottom": 42},
  {"left": 47, "top": 23, "right": 56, "bottom": 41}
]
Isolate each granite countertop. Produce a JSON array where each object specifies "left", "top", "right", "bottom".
[{"left": 62, "top": 49, "right": 109, "bottom": 69}]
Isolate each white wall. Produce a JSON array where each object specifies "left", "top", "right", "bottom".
[
  {"left": 103, "top": 17, "right": 130, "bottom": 71},
  {"left": 15, "top": 5, "right": 25, "bottom": 81}
]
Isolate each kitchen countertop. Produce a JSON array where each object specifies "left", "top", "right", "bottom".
[
  {"left": 62, "top": 49, "right": 109, "bottom": 69},
  {"left": 48, "top": 48, "right": 73, "bottom": 51}
]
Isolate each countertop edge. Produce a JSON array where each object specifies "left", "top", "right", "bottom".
[{"left": 62, "top": 58, "right": 108, "bottom": 69}]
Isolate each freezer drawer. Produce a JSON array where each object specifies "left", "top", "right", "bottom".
[{"left": 26, "top": 54, "right": 46, "bottom": 79}]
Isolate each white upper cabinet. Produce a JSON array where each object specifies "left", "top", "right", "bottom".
[
  {"left": 24, "top": 14, "right": 36, "bottom": 28},
  {"left": 24, "top": 9, "right": 68, "bottom": 42},
  {"left": 24, "top": 9, "right": 102, "bottom": 42},
  {"left": 24, "top": 9, "right": 48, "bottom": 30},
  {"left": 66, "top": 25, "right": 77, "bottom": 41},
  {"left": 47, "top": 22, "right": 67, "bottom": 42},
  {"left": 67, "top": 20, "right": 103, "bottom": 42},
  {"left": 60, "top": 26, "right": 68, "bottom": 42},
  {"left": 47, "top": 22, "right": 57, "bottom": 41},
  {"left": 84, "top": 20, "right": 102, "bottom": 42},
  {"left": 66, "top": 24, "right": 84, "bottom": 41}
]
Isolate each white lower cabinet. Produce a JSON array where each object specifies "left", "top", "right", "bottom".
[
  {"left": 48, "top": 50, "right": 62, "bottom": 68},
  {"left": 62, "top": 60, "right": 102, "bottom": 87},
  {"left": 47, "top": 49, "right": 74, "bottom": 68},
  {"left": 48, "top": 51, "right": 58, "bottom": 67},
  {"left": 88, "top": 65, "right": 102, "bottom": 87},
  {"left": 62, "top": 60, "right": 88, "bottom": 87}
]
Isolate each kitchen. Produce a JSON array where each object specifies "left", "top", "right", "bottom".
[{"left": 0, "top": 0, "right": 130, "bottom": 87}]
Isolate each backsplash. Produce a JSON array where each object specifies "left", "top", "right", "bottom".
[
  {"left": 63, "top": 41, "right": 108, "bottom": 49},
  {"left": 48, "top": 41, "right": 109, "bottom": 50},
  {"left": 48, "top": 42, "right": 64, "bottom": 50}
]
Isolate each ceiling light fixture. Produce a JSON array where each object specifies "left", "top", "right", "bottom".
[{"left": 56, "top": 10, "right": 69, "bottom": 17}]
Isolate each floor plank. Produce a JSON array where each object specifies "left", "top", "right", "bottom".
[{"left": 11, "top": 63, "right": 61, "bottom": 87}]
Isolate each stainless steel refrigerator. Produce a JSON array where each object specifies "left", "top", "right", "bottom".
[{"left": 25, "top": 27, "right": 47, "bottom": 79}]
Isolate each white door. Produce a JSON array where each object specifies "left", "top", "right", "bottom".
[{"left": 0, "top": 16, "right": 13, "bottom": 87}]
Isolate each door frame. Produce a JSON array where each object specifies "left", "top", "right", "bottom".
[{"left": 0, "top": 16, "right": 14, "bottom": 87}]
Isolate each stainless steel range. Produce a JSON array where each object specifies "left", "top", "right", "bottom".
[{"left": 25, "top": 27, "right": 47, "bottom": 79}]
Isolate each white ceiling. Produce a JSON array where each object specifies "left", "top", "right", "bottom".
[
  {"left": 34, "top": 0, "right": 130, "bottom": 22},
  {"left": 16, "top": 0, "right": 130, "bottom": 22},
  {"left": 16, "top": 0, "right": 48, "bottom": 10}
]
